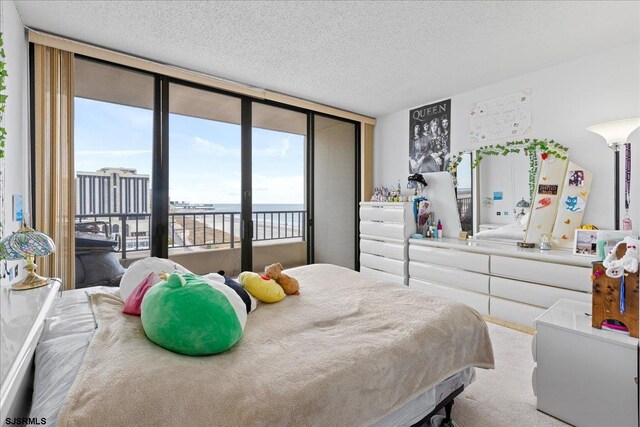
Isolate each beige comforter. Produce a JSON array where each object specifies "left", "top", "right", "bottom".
[{"left": 58, "top": 264, "right": 494, "bottom": 427}]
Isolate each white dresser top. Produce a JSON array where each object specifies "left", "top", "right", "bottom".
[
  {"left": 409, "top": 237, "right": 593, "bottom": 268},
  {"left": 0, "top": 282, "right": 60, "bottom": 385},
  {"left": 535, "top": 299, "right": 639, "bottom": 350}
]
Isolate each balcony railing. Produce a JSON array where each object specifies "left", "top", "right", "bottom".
[{"left": 75, "top": 210, "right": 306, "bottom": 259}]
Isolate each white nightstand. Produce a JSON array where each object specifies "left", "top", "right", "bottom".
[
  {"left": 0, "top": 280, "right": 60, "bottom": 419},
  {"left": 534, "top": 299, "right": 639, "bottom": 427}
]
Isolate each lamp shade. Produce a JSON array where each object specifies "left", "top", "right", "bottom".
[
  {"left": 516, "top": 197, "right": 531, "bottom": 208},
  {"left": 586, "top": 118, "right": 640, "bottom": 148},
  {"left": 0, "top": 225, "right": 56, "bottom": 260}
]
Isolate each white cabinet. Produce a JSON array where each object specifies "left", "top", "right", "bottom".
[
  {"left": 407, "top": 237, "right": 593, "bottom": 327},
  {"left": 359, "top": 202, "right": 415, "bottom": 286},
  {"left": 535, "top": 300, "right": 639, "bottom": 427}
]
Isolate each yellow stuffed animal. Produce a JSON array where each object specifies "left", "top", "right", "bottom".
[{"left": 238, "top": 272, "right": 286, "bottom": 303}]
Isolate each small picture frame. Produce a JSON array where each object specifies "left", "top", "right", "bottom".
[{"left": 573, "top": 229, "right": 598, "bottom": 257}]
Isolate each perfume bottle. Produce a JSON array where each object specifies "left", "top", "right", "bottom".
[{"left": 622, "top": 210, "right": 633, "bottom": 231}]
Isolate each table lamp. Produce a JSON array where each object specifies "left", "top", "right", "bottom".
[
  {"left": 515, "top": 197, "right": 531, "bottom": 220},
  {"left": 0, "top": 225, "right": 56, "bottom": 291},
  {"left": 586, "top": 118, "right": 640, "bottom": 230}
]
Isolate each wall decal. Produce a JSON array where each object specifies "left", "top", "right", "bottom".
[
  {"left": 469, "top": 89, "right": 532, "bottom": 143},
  {"left": 409, "top": 99, "right": 451, "bottom": 173}
]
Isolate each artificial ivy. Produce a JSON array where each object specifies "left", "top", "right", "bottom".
[
  {"left": 448, "top": 138, "right": 568, "bottom": 200},
  {"left": 0, "top": 32, "right": 6, "bottom": 159}
]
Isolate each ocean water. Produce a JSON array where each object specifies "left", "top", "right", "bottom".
[{"left": 214, "top": 204, "right": 305, "bottom": 212}]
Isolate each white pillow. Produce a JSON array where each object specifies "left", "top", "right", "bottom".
[{"left": 119, "top": 257, "right": 192, "bottom": 301}]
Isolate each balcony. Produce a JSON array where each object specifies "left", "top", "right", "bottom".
[{"left": 75, "top": 210, "right": 307, "bottom": 275}]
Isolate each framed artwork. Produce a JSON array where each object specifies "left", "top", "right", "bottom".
[
  {"left": 409, "top": 99, "right": 451, "bottom": 174},
  {"left": 573, "top": 229, "right": 598, "bottom": 257}
]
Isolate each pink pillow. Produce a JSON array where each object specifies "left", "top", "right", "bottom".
[{"left": 123, "top": 272, "right": 155, "bottom": 316}]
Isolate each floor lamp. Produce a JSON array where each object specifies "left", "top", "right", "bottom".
[{"left": 587, "top": 118, "right": 640, "bottom": 230}]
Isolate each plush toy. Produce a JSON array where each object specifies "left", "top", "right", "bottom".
[
  {"left": 212, "top": 270, "right": 257, "bottom": 313},
  {"left": 141, "top": 272, "right": 246, "bottom": 356},
  {"left": 264, "top": 263, "right": 300, "bottom": 295},
  {"left": 238, "top": 271, "right": 285, "bottom": 303},
  {"left": 603, "top": 236, "right": 640, "bottom": 278},
  {"left": 120, "top": 257, "right": 191, "bottom": 302}
]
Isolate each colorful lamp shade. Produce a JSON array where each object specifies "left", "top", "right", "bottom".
[{"left": 0, "top": 225, "right": 56, "bottom": 291}]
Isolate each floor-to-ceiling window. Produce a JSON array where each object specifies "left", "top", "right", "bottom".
[
  {"left": 167, "top": 83, "right": 243, "bottom": 274},
  {"left": 73, "top": 57, "right": 154, "bottom": 287},
  {"left": 72, "top": 57, "right": 360, "bottom": 281},
  {"left": 252, "top": 103, "right": 308, "bottom": 269}
]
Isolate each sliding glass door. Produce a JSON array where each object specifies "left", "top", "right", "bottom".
[
  {"left": 168, "top": 83, "right": 243, "bottom": 274},
  {"left": 251, "top": 103, "right": 308, "bottom": 270},
  {"left": 73, "top": 57, "right": 359, "bottom": 279}
]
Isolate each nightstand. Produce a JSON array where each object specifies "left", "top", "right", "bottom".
[
  {"left": 534, "top": 299, "right": 639, "bottom": 427},
  {"left": 0, "top": 280, "right": 60, "bottom": 419}
]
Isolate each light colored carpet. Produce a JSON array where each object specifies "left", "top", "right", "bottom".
[{"left": 445, "top": 322, "right": 568, "bottom": 427}]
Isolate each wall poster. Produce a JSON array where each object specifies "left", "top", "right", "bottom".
[
  {"left": 469, "top": 89, "right": 532, "bottom": 143},
  {"left": 409, "top": 99, "right": 451, "bottom": 173}
]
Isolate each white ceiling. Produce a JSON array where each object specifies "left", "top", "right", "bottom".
[{"left": 15, "top": 1, "right": 640, "bottom": 118}]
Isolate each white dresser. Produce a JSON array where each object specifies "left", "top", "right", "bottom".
[
  {"left": 359, "top": 202, "right": 415, "bottom": 286},
  {"left": 534, "top": 299, "right": 639, "bottom": 427},
  {"left": 408, "top": 237, "right": 592, "bottom": 327}
]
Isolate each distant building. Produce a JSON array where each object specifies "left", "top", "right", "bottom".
[{"left": 76, "top": 167, "right": 150, "bottom": 215}]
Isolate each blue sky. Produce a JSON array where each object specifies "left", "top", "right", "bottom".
[{"left": 75, "top": 98, "right": 305, "bottom": 205}]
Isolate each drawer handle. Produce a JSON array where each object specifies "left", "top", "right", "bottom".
[{"left": 635, "top": 377, "right": 638, "bottom": 385}]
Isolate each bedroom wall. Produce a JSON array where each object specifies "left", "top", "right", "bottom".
[
  {"left": 374, "top": 42, "right": 640, "bottom": 234},
  {"left": 0, "top": 0, "right": 30, "bottom": 286}
]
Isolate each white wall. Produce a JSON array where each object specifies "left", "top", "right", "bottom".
[
  {"left": 374, "top": 42, "right": 640, "bottom": 233},
  {"left": 0, "top": 0, "right": 29, "bottom": 286}
]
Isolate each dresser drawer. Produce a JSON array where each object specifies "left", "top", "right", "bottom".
[
  {"left": 360, "top": 221, "right": 408, "bottom": 240},
  {"left": 409, "top": 278, "right": 489, "bottom": 315},
  {"left": 490, "top": 297, "right": 546, "bottom": 328},
  {"left": 360, "top": 239, "right": 405, "bottom": 261},
  {"left": 359, "top": 206, "right": 405, "bottom": 223},
  {"left": 360, "top": 253, "right": 404, "bottom": 276},
  {"left": 490, "top": 276, "right": 591, "bottom": 308},
  {"left": 490, "top": 256, "right": 591, "bottom": 292},
  {"left": 360, "top": 266, "right": 405, "bottom": 286},
  {"left": 409, "top": 261, "right": 489, "bottom": 294},
  {"left": 409, "top": 245, "right": 490, "bottom": 274}
]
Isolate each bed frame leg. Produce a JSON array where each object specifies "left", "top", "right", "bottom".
[{"left": 443, "top": 399, "right": 454, "bottom": 424}]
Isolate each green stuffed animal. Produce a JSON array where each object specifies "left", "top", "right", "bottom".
[{"left": 141, "top": 272, "right": 247, "bottom": 356}]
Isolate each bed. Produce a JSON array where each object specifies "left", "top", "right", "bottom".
[{"left": 30, "top": 264, "right": 494, "bottom": 426}]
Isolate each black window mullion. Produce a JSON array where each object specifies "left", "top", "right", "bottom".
[
  {"left": 306, "top": 113, "right": 314, "bottom": 264},
  {"left": 241, "top": 98, "right": 253, "bottom": 270},
  {"left": 151, "top": 77, "right": 169, "bottom": 258}
]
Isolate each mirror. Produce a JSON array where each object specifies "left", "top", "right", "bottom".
[
  {"left": 474, "top": 154, "right": 531, "bottom": 241},
  {"left": 454, "top": 152, "right": 473, "bottom": 235}
]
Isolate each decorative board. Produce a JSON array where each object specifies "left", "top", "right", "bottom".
[
  {"left": 524, "top": 155, "right": 569, "bottom": 244},
  {"left": 469, "top": 89, "right": 532, "bottom": 144},
  {"left": 551, "top": 162, "right": 592, "bottom": 248}
]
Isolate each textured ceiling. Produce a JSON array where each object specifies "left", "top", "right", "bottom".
[{"left": 15, "top": 1, "right": 640, "bottom": 117}]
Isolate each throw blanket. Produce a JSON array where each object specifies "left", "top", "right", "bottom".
[{"left": 58, "top": 264, "right": 494, "bottom": 426}]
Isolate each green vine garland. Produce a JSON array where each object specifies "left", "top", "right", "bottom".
[
  {"left": 448, "top": 138, "right": 568, "bottom": 200},
  {"left": 0, "top": 32, "right": 6, "bottom": 159}
]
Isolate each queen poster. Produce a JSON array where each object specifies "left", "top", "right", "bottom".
[{"left": 409, "top": 99, "right": 451, "bottom": 173}]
